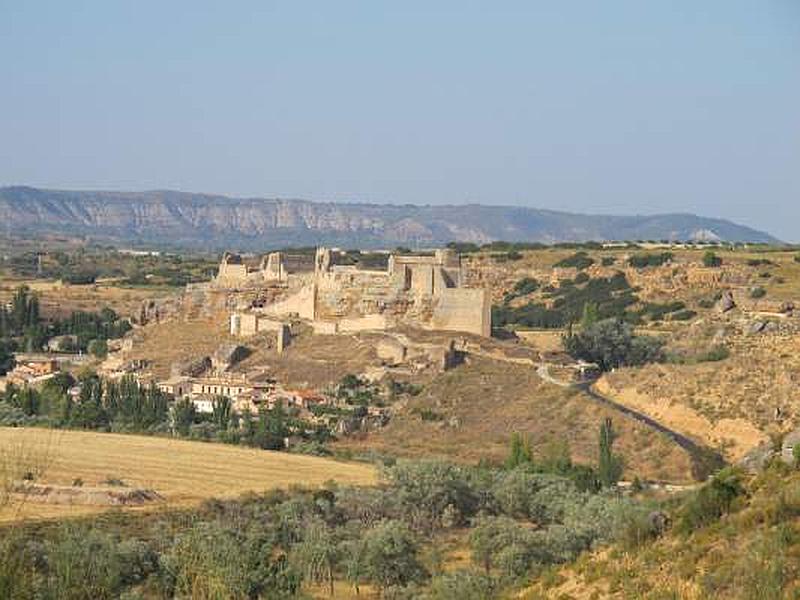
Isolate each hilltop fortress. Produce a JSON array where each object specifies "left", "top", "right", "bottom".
[{"left": 213, "top": 247, "right": 491, "bottom": 338}]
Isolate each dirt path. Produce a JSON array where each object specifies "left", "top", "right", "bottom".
[
  {"left": 535, "top": 364, "right": 724, "bottom": 481},
  {"left": 580, "top": 383, "right": 725, "bottom": 481}
]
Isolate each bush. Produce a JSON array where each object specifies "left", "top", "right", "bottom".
[
  {"left": 511, "top": 277, "right": 539, "bottom": 297},
  {"left": 750, "top": 287, "right": 767, "bottom": 299},
  {"left": 702, "top": 251, "right": 722, "bottom": 268},
  {"left": 677, "top": 467, "right": 745, "bottom": 533},
  {"left": 747, "top": 258, "right": 773, "bottom": 267},
  {"left": 670, "top": 309, "right": 697, "bottom": 321},
  {"left": 425, "top": 571, "right": 496, "bottom": 600},
  {"left": 88, "top": 338, "right": 108, "bottom": 359},
  {"left": 554, "top": 252, "right": 595, "bottom": 270},
  {"left": 628, "top": 253, "right": 673, "bottom": 268}
]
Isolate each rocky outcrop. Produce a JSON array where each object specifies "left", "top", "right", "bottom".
[{"left": 717, "top": 290, "right": 736, "bottom": 313}]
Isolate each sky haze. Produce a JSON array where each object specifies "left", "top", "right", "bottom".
[{"left": 1, "top": 1, "right": 798, "bottom": 239}]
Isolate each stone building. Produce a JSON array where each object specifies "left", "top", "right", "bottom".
[{"left": 227, "top": 246, "right": 491, "bottom": 337}]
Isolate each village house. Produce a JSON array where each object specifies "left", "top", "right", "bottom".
[
  {"left": 156, "top": 370, "right": 331, "bottom": 416},
  {"left": 3, "top": 358, "right": 60, "bottom": 388}
]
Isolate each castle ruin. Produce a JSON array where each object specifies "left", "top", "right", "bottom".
[{"left": 219, "top": 247, "right": 491, "bottom": 338}]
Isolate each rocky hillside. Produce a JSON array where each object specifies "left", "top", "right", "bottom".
[{"left": 0, "top": 186, "right": 778, "bottom": 249}]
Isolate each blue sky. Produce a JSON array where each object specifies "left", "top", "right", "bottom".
[{"left": 1, "top": 1, "right": 798, "bottom": 239}]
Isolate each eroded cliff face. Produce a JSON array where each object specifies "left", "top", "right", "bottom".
[{"left": 0, "top": 186, "right": 777, "bottom": 249}]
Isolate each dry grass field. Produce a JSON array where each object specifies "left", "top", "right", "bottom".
[
  {"left": 337, "top": 357, "right": 694, "bottom": 483},
  {"left": 0, "top": 277, "right": 173, "bottom": 319},
  {"left": 0, "top": 427, "right": 376, "bottom": 522}
]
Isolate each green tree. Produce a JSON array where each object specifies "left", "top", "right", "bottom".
[
  {"left": 470, "top": 515, "right": 530, "bottom": 576},
  {"left": 0, "top": 340, "right": 15, "bottom": 376},
  {"left": 580, "top": 302, "right": 599, "bottom": 329},
  {"left": 162, "top": 521, "right": 299, "bottom": 599},
  {"left": 347, "top": 520, "right": 426, "bottom": 594},
  {"left": 291, "top": 518, "right": 339, "bottom": 596},
  {"left": 598, "top": 418, "right": 623, "bottom": 487},
  {"left": 505, "top": 432, "right": 533, "bottom": 469},
  {"left": 211, "top": 396, "right": 232, "bottom": 431},
  {"left": 87, "top": 338, "right": 108, "bottom": 359},
  {"left": 563, "top": 318, "right": 664, "bottom": 371},
  {"left": 172, "top": 398, "right": 197, "bottom": 436}
]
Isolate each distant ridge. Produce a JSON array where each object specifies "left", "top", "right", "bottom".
[{"left": 0, "top": 186, "right": 779, "bottom": 249}]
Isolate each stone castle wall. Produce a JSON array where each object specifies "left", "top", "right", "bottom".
[{"left": 226, "top": 247, "right": 491, "bottom": 337}]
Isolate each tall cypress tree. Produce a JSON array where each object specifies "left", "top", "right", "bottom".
[{"left": 598, "top": 417, "right": 623, "bottom": 487}]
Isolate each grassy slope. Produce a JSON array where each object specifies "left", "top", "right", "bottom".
[
  {"left": 520, "top": 465, "right": 800, "bottom": 599},
  {"left": 337, "top": 357, "right": 694, "bottom": 483}
]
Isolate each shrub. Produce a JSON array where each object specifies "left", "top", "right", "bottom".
[
  {"left": 750, "top": 287, "right": 767, "bottom": 299},
  {"left": 574, "top": 272, "right": 590, "bottom": 284},
  {"left": 425, "top": 571, "right": 496, "bottom": 600},
  {"left": 670, "top": 309, "right": 697, "bottom": 321},
  {"left": 628, "top": 253, "right": 673, "bottom": 268},
  {"left": 747, "top": 258, "right": 774, "bottom": 267},
  {"left": 702, "top": 251, "right": 722, "bottom": 268},
  {"left": 88, "top": 338, "right": 108, "bottom": 359},
  {"left": 677, "top": 467, "right": 745, "bottom": 533},
  {"left": 555, "top": 252, "right": 595, "bottom": 270},
  {"left": 512, "top": 277, "right": 539, "bottom": 296}
]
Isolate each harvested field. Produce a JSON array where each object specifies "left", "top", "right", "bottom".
[{"left": 0, "top": 428, "right": 376, "bottom": 522}]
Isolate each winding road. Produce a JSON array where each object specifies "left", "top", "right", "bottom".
[{"left": 537, "top": 364, "right": 725, "bottom": 481}]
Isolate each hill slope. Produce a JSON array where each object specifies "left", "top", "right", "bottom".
[{"left": 0, "top": 186, "right": 778, "bottom": 249}]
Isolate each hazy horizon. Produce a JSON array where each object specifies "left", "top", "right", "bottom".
[{"left": 2, "top": 2, "right": 798, "bottom": 240}]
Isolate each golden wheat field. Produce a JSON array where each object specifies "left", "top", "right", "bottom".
[{"left": 0, "top": 427, "right": 377, "bottom": 522}]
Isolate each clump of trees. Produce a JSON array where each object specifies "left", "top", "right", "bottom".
[
  {"left": 628, "top": 252, "right": 673, "bottom": 268},
  {"left": 0, "top": 285, "right": 130, "bottom": 355},
  {"left": 493, "top": 273, "right": 638, "bottom": 330},
  {"left": 554, "top": 251, "right": 595, "bottom": 270},
  {"left": 563, "top": 318, "right": 665, "bottom": 371}
]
